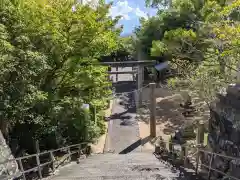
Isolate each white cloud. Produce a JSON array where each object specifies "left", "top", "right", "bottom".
[
  {"left": 109, "top": 1, "right": 133, "bottom": 20},
  {"left": 135, "top": 7, "right": 148, "bottom": 19},
  {"left": 108, "top": 0, "right": 149, "bottom": 20}
]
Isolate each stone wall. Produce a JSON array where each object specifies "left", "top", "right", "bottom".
[
  {"left": 0, "top": 130, "right": 19, "bottom": 179},
  {"left": 202, "top": 84, "right": 240, "bottom": 179}
]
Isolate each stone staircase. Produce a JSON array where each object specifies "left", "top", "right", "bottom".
[{"left": 49, "top": 152, "right": 204, "bottom": 180}]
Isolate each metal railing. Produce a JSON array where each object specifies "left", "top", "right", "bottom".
[
  {"left": 1, "top": 142, "right": 89, "bottom": 180},
  {"left": 200, "top": 149, "right": 240, "bottom": 180},
  {"left": 155, "top": 139, "right": 240, "bottom": 180}
]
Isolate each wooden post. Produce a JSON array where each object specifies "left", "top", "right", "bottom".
[
  {"left": 196, "top": 120, "right": 204, "bottom": 145},
  {"left": 207, "top": 153, "right": 214, "bottom": 180},
  {"left": 195, "top": 147, "right": 200, "bottom": 174},
  {"left": 77, "top": 144, "right": 82, "bottom": 164},
  {"left": 132, "top": 66, "right": 135, "bottom": 80},
  {"left": 180, "top": 145, "right": 185, "bottom": 160},
  {"left": 168, "top": 136, "right": 173, "bottom": 152},
  {"left": 237, "top": 61, "right": 240, "bottom": 84},
  {"left": 94, "top": 106, "right": 97, "bottom": 125},
  {"left": 204, "top": 133, "right": 208, "bottom": 147},
  {"left": 35, "top": 140, "right": 42, "bottom": 179},
  {"left": 153, "top": 68, "right": 157, "bottom": 82},
  {"left": 108, "top": 66, "right": 111, "bottom": 82},
  {"left": 50, "top": 151, "right": 55, "bottom": 173},
  {"left": 137, "top": 47, "right": 143, "bottom": 107},
  {"left": 150, "top": 83, "right": 156, "bottom": 137},
  {"left": 184, "top": 146, "right": 188, "bottom": 167},
  {"left": 82, "top": 105, "right": 90, "bottom": 141},
  {"left": 195, "top": 121, "right": 204, "bottom": 174},
  {"left": 155, "top": 144, "right": 160, "bottom": 154},
  {"left": 78, "top": 144, "right": 82, "bottom": 156},
  {"left": 142, "top": 66, "right": 145, "bottom": 87},
  {"left": 137, "top": 66, "right": 143, "bottom": 107},
  {"left": 18, "top": 159, "right": 26, "bottom": 180},
  {"left": 35, "top": 140, "right": 40, "bottom": 153},
  {"left": 68, "top": 147, "right": 71, "bottom": 162},
  {"left": 36, "top": 154, "right": 42, "bottom": 179},
  {"left": 154, "top": 137, "right": 161, "bottom": 154},
  {"left": 116, "top": 66, "right": 118, "bottom": 82}
]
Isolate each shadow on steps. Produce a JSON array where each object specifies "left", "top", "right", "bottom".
[
  {"left": 119, "top": 139, "right": 141, "bottom": 154},
  {"left": 118, "top": 136, "right": 153, "bottom": 154}
]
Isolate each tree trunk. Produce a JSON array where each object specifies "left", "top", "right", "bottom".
[{"left": 219, "top": 57, "right": 226, "bottom": 75}]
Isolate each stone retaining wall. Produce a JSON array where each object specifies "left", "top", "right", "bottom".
[
  {"left": 202, "top": 84, "right": 240, "bottom": 179},
  {"left": 0, "top": 131, "right": 18, "bottom": 179}
]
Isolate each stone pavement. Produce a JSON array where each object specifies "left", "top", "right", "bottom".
[
  {"left": 104, "top": 67, "right": 141, "bottom": 154},
  {"left": 49, "top": 152, "right": 181, "bottom": 180},
  {"left": 48, "top": 152, "right": 205, "bottom": 180}
]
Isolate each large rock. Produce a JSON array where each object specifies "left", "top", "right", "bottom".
[
  {"left": 229, "top": 159, "right": 240, "bottom": 179},
  {"left": 204, "top": 84, "right": 240, "bottom": 179},
  {"left": 0, "top": 131, "right": 19, "bottom": 179}
]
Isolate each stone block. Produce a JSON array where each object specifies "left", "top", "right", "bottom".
[
  {"left": 230, "top": 129, "right": 240, "bottom": 145},
  {"left": 229, "top": 159, "right": 240, "bottom": 179},
  {"left": 226, "top": 84, "right": 240, "bottom": 100},
  {"left": 0, "top": 131, "right": 18, "bottom": 179},
  {"left": 215, "top": 155, "right": 229, "bottom": 171},
  {"left": 208, "top": 83, "right": 240, "bottom": 179}
]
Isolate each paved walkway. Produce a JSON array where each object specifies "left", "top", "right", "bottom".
[{"left": 104, "top": 67, "right": 141, "bottom": 154}]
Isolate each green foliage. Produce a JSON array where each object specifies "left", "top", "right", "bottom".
[
  {"left": 145, "top": 0, "right": 170, "bottom": 8},
  {"left": 100, "top": 35, "right": 136, "bottom": 62},
  {"left": 0, "top": 0, "right": 120, "bottom": 152},
  {"left": 134, "top": 16, "right": 168, "bottom": 60},
  {"left": 135, "top": 0, "right": 240, "bottom": 103},
  {"left": 151, "top": 28, "right": 202, "bottom": 62},
  {"left": 118, "top": 36, "right": 136, "bottom": 57},
  {"left": 151, "top": 41, "right": 167, "bottom": 56},
  {"left": 135, "top": 0, "right": 204, "bottom": 61}
]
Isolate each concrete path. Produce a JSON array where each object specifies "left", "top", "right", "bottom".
[{"left": 104, "top": 67, "right": 141, "bottom": 154}]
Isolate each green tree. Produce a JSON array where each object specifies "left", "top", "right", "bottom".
[
  {"left": 147, "top": 0, "right": 240, "bottom": 103},
  {"left": 0, "top": 0, "right": 121, "bottom": 153},
  {"left": 135, "top": 0, "right": 205, "bottom": 62},
  {"left": 100, "top": 35, "right": 135, "bottom": 62}
]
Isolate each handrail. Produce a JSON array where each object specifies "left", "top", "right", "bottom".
[
  {"left": 199, "top": 149, "right": 240, "bottom": 161},
  {"left": 202, "top": 163, "right": 240, "bottom": 180},
  {"left": 155, "top": 139, "right": 240, "bottom": 180},
  {"left": 0, "top": 142, "right": 88, "bottom": 163},
  {"left": 1, "top": 142, "right": 90, "bottom": 180},
  {"left": 199, "top": 149, "right": 240, "bottom": 180},
  {"left": 3, "top": 139, "right": 239, "bottom": 180}
]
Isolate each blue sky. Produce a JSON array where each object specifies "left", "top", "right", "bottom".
[{"left": 106, "top": 0, "right": 157, "bottom": 35}]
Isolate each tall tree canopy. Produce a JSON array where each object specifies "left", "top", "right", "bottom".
[
  {"left": 100, "top": 35, "right": 135, "bottom": 62},
  {"left": 0, "top": 0, "right": 122, "bottom": 153},
  {"left": 134, "top": 0, "right": 240, "bottom": 103}
]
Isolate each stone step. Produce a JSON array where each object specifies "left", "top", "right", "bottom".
[
  {"left": 80, "top": 160, "right": 168, "bottom": 166},
  {"left": 84, "top": 153, "right": 161, "bottom": 162},
  {"left": 49, "top": 152, "right": 203, "bottom": 180},
  {"left": 57, "top": 171, "right": 178, "bottom": 178},
  {"left": 51, "top": 174, "right": 177, "bottom": 180}
]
